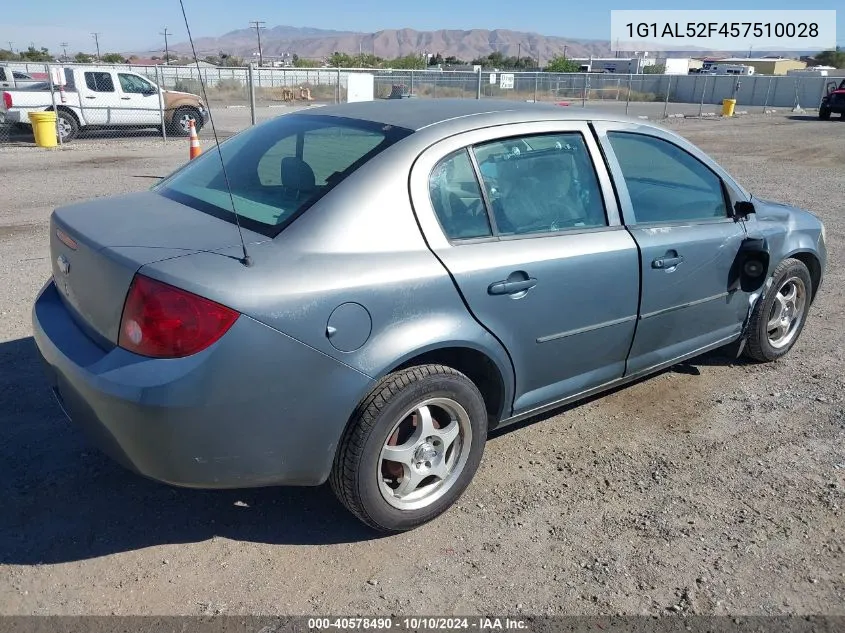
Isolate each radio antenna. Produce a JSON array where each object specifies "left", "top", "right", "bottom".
[{"left": 178, "top": 0, "right": 253, "bottom": 267}]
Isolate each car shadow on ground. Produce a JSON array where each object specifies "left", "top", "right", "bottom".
[
  {"left": 489, "top": 346, "right": 751, "bottom": 440},
  {"left": 0, "top": 336, "right": 382, "bottom": 565},
  {"left": 787, "top": 115, "right": 844, "bottom": 122},
  {"left": 1, "top": 335, "right": 751, "bottom": 564}
]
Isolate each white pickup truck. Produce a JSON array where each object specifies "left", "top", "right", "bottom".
[{"left": 0, "top": 66, "right": 208, "bottom": 142}]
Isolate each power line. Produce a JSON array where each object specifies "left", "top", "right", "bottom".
[
  {"left": 91, "top": 32, "right": 101, "bottom": 61},
  {"left": 249, "top": 20, "right": 266, "bottom": 67},
  {"left": 160, "top": 28, "right": 172, "bottom": 64}
]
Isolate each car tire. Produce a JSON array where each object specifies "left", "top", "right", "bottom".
[
  {"left": 743, "top": 258, "right": 813, "bottom": 363},
  {"left": 818, "top": 107, "right": 831, "bottom": 120},
  {"left": 55, "top": 109, "right": 79, "bottom": 142},
  {"left": 330, "top": 364, "right": 488, "bottom": 533},
  {"left": 170, "top": 107, "right": 202, "bottom": 136}
]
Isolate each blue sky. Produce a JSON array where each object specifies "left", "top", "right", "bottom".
[{"left": 2, "top": 0, "right": 842, "bottom": 54}]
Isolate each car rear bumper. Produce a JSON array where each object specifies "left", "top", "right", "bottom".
[
  {"left": 1, "top": 110, "right": 26, "bottom": 124},
  {"left": 32, "top": 279, "right": 374, "bottom": 488}
]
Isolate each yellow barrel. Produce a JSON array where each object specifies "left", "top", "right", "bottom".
[
  {"left": 28, "top": 111, "right": 58, "bottom": 148},
  {"left": 721, "top": 98, "right": 737, "bottom": 117}
]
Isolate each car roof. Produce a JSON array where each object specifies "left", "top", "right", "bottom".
[{"left": 300, "top": 98, "right": 652, "bottom": 133}]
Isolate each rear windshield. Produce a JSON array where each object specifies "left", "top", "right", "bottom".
[{"left": 154, "top": 114, "right": 413, "bottom": 238}]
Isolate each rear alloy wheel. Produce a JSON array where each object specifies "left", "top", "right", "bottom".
[
  {"left": 330, "top": 364, "right": 488, "bottom": 532},
  {"left": 818, "top": 107, "right": 831, "bottom": 120},
  {"left": 744, "top": 258, "right": 812, "bottom": 362}
]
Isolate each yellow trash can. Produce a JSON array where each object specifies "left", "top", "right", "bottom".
[
  {"left": 28, "top": 111, "right": 58, "bottom": 148},
  {"left": 721, "top": 98, "right": 737, "bottom": 117}
]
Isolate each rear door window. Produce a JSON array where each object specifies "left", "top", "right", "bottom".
[
  {"left": 472, "top": 132, "right": 608, "bottom": 236},
  {"left": 84, "top": 72, "right": 115, "bottom": 92}
]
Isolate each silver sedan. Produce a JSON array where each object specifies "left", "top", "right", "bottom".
[{"left": 33, "top": 99, "right": 826, "bottom": 532}]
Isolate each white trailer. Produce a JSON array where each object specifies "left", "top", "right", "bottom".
[{"left": 708, "top": 64, "right": 755, "bottom": 76}]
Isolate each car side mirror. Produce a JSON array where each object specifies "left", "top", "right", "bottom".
[{"left": 733, "top": 200, "right": 755, "bottom": 219}]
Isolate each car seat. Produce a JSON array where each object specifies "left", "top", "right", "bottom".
[{"left": 281, "top": 157, "right": 317, "bottom": 200}]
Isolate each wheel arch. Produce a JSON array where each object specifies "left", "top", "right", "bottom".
[
  {"left": 47, "top": 104, "right": 80, "bottom": 124},
  {"left": 388, "top": 345, "right": 510, "bottom": 428},
  {"left": 166, "top": 102, "right": 201, "bottom": 124},
  {"left": 782, "top": 249, "right": 823, "bottom": 304}
]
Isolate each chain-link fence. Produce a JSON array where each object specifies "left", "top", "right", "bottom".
[{"left": 2, "top": 62, "right": 842, "bottom": 146}]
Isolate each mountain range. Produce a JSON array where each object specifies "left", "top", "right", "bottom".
[{"left": 160, "top": 25, "right": 614, "bottom": 61}]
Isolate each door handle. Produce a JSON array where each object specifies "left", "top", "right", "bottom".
[
  {"left": 84, "top": 96, "right": 96, "bottom": 99},
  {"left": 488, "top": 278, "right": 537, "bottom": 295},
  {"left": 652, "top": 254, "right": 684, "bottom": 269},
  {"left": 120, "top": 97, "right": 131, "bottom": 100}
]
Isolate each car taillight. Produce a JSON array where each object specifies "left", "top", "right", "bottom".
[
  {"left": 2, "top": 92, "right": 11, "bottom": 109},
  {"left": 118, "top": 274, "right": 239, "bottom": 358}
]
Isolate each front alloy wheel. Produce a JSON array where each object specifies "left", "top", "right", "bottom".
[
  {"left": 331, "top": 364, "right": 488, "bottom": 532},
  {"left": 744, "top": 258, "right": 813, "bottom": 362}
]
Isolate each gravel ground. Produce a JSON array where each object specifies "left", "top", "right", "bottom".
[{"left": 0, "top": 112, "right": 843, "bottom": 617}]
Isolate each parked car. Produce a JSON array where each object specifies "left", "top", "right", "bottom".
[
  {"left": 1, "top": 66, "right": 207, "bottom": 142},
  {"left": 0, "top": 64, "right": 41, "bottom": 90},
  {"left": 819, "top": 79, "right": 845, "bottom": 120},
  {"left": 32, "top": 100, "right": 826, "bottom": 532}
]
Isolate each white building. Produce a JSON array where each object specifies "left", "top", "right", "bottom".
[
  {"left": 568, "top": 55, "right": 656, "bottom": 74},
  {"left": 661, "top": 58, "right": 702, "bottom": 75}
]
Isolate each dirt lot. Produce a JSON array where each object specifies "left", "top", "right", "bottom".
[{"left": 0, "top": 112, "right": 843, "bottom": 617}]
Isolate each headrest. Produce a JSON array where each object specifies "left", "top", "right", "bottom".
[{"left": 280, "top": 157, "right": 316, "bottom": 191}]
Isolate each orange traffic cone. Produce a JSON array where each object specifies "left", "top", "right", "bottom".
[{"left": 188, "top": 120, "right": 202, "bottom": 160}]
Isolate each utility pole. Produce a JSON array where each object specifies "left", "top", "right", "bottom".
[
  {"left": 91, "top": 32, "right": 101, "bottom": 61},
  {"left": 7, "top": 42, "right": 13, "bottom": 54},
  {"left": 160, "top": 28, "right": 171, "bottom": 64},
  {"left": 518, "top": 43, "right": 521, "bottom": 66},
  {"left": 249, "top": 21, "right": 266, "bottom": 67},
  {"left": 60, "top": 42, "right": 68, "bottom": 61},
  {"left": 563, "top": 45, "right": 568, "bottom": 60}
]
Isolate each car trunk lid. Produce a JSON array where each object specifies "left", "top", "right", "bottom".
[{"left": 50, "top": 190, "right": 267, "bottom": 347}]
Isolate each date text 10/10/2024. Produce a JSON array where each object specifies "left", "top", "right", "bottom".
[{"left": 307, "top": 617, "right": 528, "bottom": 630}]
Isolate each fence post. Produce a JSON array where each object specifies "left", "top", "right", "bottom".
[
  {"left": 792, "top": 77, "right": 802, "bottom": 112},
  {"left": 662, "top": 75, "right": 672, "bottom": 119},
  {"left": 699, "top": 75, "right": 708, "bottom": 117},
  {"left": 248, "top": 63, "right": 256, "bottom": 126},
  {"left": 581, "top": 73, "right": 587, "bottom": 107},
  {"left": 46, "top": 63, "right": 62, "bottom": 147},
  {"left": 762, "top": 77, "right": 772, "bottom": 113},
  {"left": 818, "top": 77, "right": 829, "bottom": 108},
  {"left": 337, "top": 67, "right": 341, "bottom": 104},
  {"left": 155, "top": 65, "right": 167, "bottom": 142},
  {"left": 476, "top": 68, "right": 482, "bottom": 99},
  {"left": 625, "top": 74, "right": 632, "bottom": 115}
]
